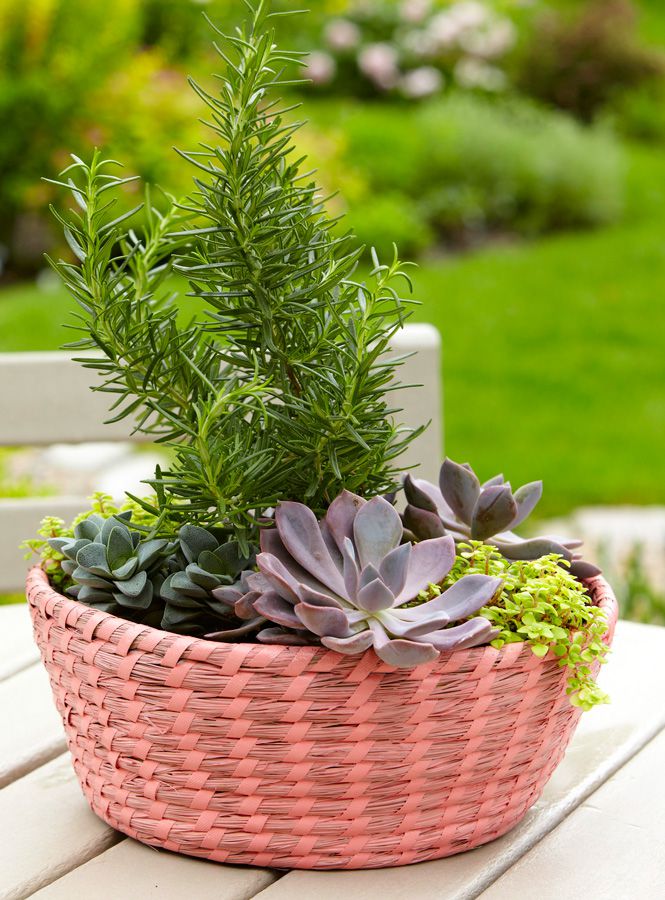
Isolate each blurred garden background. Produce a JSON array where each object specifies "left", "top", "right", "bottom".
[{"left": 0, "top": 0, "right": 664, "bottom": 618}]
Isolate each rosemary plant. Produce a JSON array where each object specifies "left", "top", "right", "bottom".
[{"left": 47, "top": 1, "right": 421, "bottom": 547}]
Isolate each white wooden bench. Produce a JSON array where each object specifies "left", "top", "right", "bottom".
[{"left": 0, "top": 325, "right": 442, "bottom": 594}]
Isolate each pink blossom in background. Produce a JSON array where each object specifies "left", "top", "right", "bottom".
[
  {"left": 400, "top": 66, "right": 443, "bottom": 98},
  {"left": 324, "top": 18, "right": 361, "bottom": 52},
  {"left": 305, "top": 51, "right": 337, "bottom": 85},
  {"left": 400, "top": 0, "right": 432, "bottom": 24},
  {"left": 358, "top": 43, "right": 400, "bottom": 90}
]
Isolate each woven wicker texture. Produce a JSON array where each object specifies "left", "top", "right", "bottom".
[{"left": 27, "top": 567, "right": 617, "bottom": 870}]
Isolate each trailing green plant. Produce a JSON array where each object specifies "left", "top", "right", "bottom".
[
  {"left": 403, "top": 457, "right": 601, "bottom": 579},
  {"left": 47, "top": 1, "right": 421, "bottom": 549},
  {"left": 437, "top": 541, "right": 610, "bottom": 711},
  {"left": 47, "top": 512, "right": 176, "bottom": 625}
]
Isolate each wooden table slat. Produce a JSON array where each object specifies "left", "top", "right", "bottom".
[
  {"left": 0, "top": 602, "right": 38, "bottom": 682},
  {"left": 30, "top": 837, "right": 278, "bottom": 900},
  {"left": 478, "top": 728, "right": 665, "bottom": 899},
  {"left": 0, "top": 664, "right": 65, "bottom": 789},
  {"left": 0, "top": 754, "right": 119, "bottom": 900}
]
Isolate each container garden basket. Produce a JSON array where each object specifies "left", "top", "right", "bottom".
[{"left": 27, "top": 566, "right": 617, "bottom": 870}]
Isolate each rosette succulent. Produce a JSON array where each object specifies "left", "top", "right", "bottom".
[
  {"left": 48, "top": 513, "right": 175, "bottom": 623},
  {"left": 160, "top": 525, "right": 258, "bottom": 637},
  {"left": 403, "top": 458, "right": 600, "bottom": 579},
  {"left": 238, "top": 490, "right": 502, "bottom": 667}
]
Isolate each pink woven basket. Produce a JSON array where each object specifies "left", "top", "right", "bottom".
[{"left": 27, "top": 566, "right": 617, "bottom": 870}]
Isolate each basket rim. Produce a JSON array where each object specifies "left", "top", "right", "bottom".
[{"left": 26, "top": 565, "right": 618, "bottom": 670}]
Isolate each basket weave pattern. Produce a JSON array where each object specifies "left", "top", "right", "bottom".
[{"left": 27, "top": 567, "right": 617, "bottom": 870}]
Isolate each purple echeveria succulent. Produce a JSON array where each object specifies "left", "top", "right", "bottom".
[
  {"left": 403, "top": 458, "right": 600, "bottom": 580},
  {"left": 221, "top": 490, "right": 502, "bottom": 668}
]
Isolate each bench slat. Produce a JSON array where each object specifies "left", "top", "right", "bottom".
[
  {"left": 0, "top": 754, "right": 119, "bottom": 900},
  {"left": 0, "top": 602, "right": 38, "bottom": 681},
  {"left": 0, "top": 497, "right": 98, "bottom": 595},
  {"left": 478, "top": 728, "right": 665, "bottom": 899},
  {"left": 0, "top": 325, "right": 442, "bottom": 594},
  {"left": 0, "top": 663, "right": 66, "bottom": 789},
  {"left": 32, "top": 836, "right": 277, "bottom": 900},
  {"left": 0, "top": 326, "right": 441, "bottom": 452},
  {"left": 253, "top": 620, "right": 665, "bottom": 900}
]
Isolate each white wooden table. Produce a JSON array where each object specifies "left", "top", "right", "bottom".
[{"left": 2, "top": 603, "right": 665, "bottom": 900}]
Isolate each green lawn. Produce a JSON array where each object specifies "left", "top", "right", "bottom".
[{"left": 1, "top": 143, "right": 663, "bottom": 517}]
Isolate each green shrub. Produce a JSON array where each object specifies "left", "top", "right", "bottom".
[
  {"left": 315, "top": 93, "right": 624, "bottom": 249},
  {"left": 345, "top": 193, "right": 433, "bottom": 260},
  {"left": 0, "top": 0, "right": 144, "bottom": 274},
  {"left": 516, "top": 0, "right": 665, "bottom": 123}
]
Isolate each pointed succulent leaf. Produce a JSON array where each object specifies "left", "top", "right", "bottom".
[
  {"left": 321, "top": 631, "right": 374, "bottom": 655},
  {"left": 294, "top": 601, "right": 350, "bottom": 638},
  {"left": 298, "top": 587, "right": 346, "bottom": 610},
  {"left": 235, "top": 590, "right": 263, "bottom": 620},
  {"left": 319, "top": 520, "right": 343, "bottom": 569},
  {"left": 569, "top": 559, "right": 602, "bottom": 579},
  {"left": 381, "top": 609, "right": 450, "bottom": 638},
  {"left": 353, "top": 496, "right": 402, "bottom": 569},
  {"left": 276, "top": 501, "right": 346, "bottom": 596},
  {"left": 204, "top": 618, "right": 266, "bottom": 642},
  {"left": 257, "top": 628, "right": 314, "bottom": 646},
  {"left": 402, "top": 504, "right": 446, "bottom": 540},
  {"left": 256, "top": 552, "right": 305, "bottom": 604},
  {"left": 210, "top": 585, "right": 243, "bottom": 606},
  {"left": 417, "top": 618, "right": 497, "bottom": 652},
  {"left": 471, "top": 485, "right": 518, "bottom": 540},
  {"left": 356, "top": 578, "right": 395, "bottom": 612},
  {"left": 425, "top": 574, "right": 503, "bottom": 619},
  {"left": 482, "top": 474, "right": 505, "bottom": 488},
  {"left": 493, "top": 537, "right": 572, "bottom": 561},
  {"left": 49, "top": 537, "right": 87, "bottom": 560},
  {"left": 253, "top": 592, "right": 306, "bottom": 630},
  {"left": 323, "top": 489, "right": 365, "bottom": 553},
  {"left": 378, "top": 542, "right": 411, "bottom": 598},
  {"left": 371, "top": 628, "right": 439, "bottom": 668},
  {"left": 395, "top": 535, "right": 456, "bottom": 604},
  {"left": 358, "top": 562, "right": 382, "bottom": 591},
  {"left": 510, "top": 481, "right": 543, "bottom": 529},
  {"left": 341, "top": 537, "right": 359, "bottom": 599},
  {"left": 403, "top": 474, "right": 439, "bottom": 513},
  {"left": 440, "top": 459, "right": 481, "bottom": 525}
]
